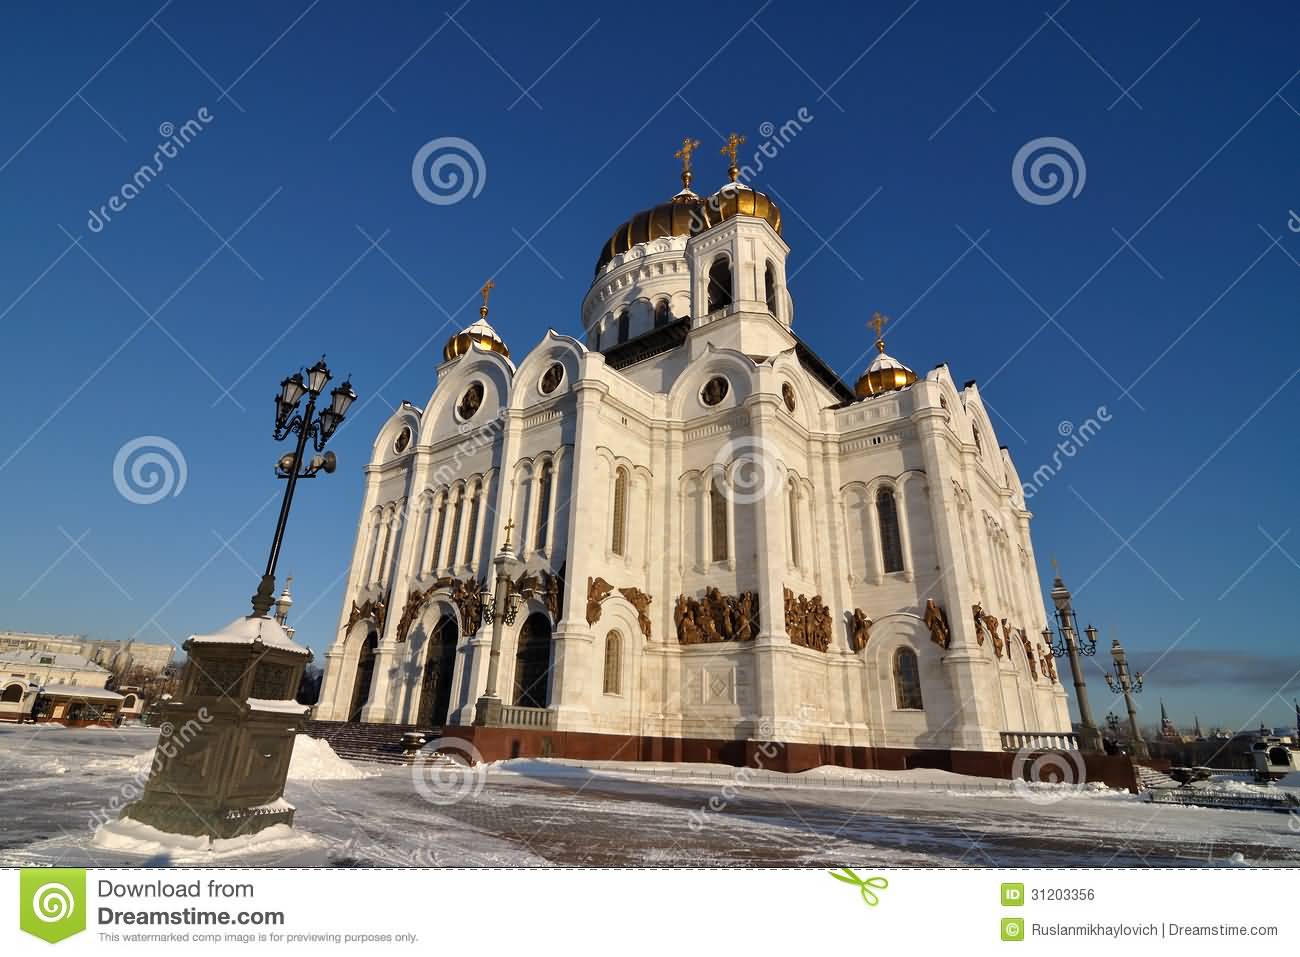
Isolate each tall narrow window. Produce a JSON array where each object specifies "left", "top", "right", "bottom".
[
  {"left": 594, "top": 316, "right": 605, "bottom": 350},
  {"left": 654, "top": 300, "right": 671, "bottom": 328},
  {"left": 764, "top": 262, "right": 777, "bottom": 315},
  {"left": 710, "top": 475, "right": 729, "bottom": 563},
  {"left": 611, "top": 467, "right": 628, "bottom": 556},
  {"left": 446, "top": 487, "right": 464, "bottom": 569},
  {"left": 616, "top": 309, "right": 630, "bottom": 344},
  {"left": 972, "top": 424, "right": 983, "bottom": 456},
  {"left": 602, "top": 631, "right": 622, "bottom": 695},
  {"left": 463, "top": 480, "right": 482, "bottom": 565},
  {"left": 877, "top": 487, "right": 904, "bottom": 574},
  {"left": 894, "top": 648, "right": 923, "bottom": 710},
  {"left": 534, "top": 460, "right": 553, "bottom": 550},
  {"left": 377, "top": 512, "right": 393, "bottom": 584},
  {"left": 431, "top": 494, "right": 447, "bottom": 571},
  {"left": 787, "top": 480, "right": 801, "bottom": 566},
  {"left": 707, "top": 256, "right": 732, "bottom": 312}
]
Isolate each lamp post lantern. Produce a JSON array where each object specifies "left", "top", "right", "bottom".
[
  {"left": 1105, "top": 635, "right": 1150, "bottom": 760},
  {"left": 474, "top": 520, "right": 524, "bottom": 727},
  {"left": 250, "top": 358, "right": 356, "bottom": 618},
  {"left": 1043, "top": 565, "right": 1103, "bottom": 752}
]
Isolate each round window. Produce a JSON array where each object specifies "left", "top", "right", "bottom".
[
  {"left": 457, "top": 381, "right": 485, "bottom": 420},
  {"left": 701, "top": 376, "right": 729, "bottom": 407},
  {"left": 540, "top": 362, "right": 564, "bottom": 395},
  {"left": 782, "top": 382, "right": 796, "bottom": 412},
  {"left": 394, "top": 426, "right": 411, "bottom": 453}
]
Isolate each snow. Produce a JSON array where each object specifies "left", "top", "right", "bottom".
[
  {"left": 92, "top": 818, "right": 317, "bottom": 860},
  {"left": 3, "top": 725, "right": 1298, "bottom": 868},
  {"left": 247, "top": 697, "right": 310, "bottom": 716},
  {"left": 187, "top": 615, "right": 310, "bottom": 655},
  {"left": 41, "top": 684, "right": 124, "bottom": 700},
  {"left": 287, "top": 734, "right": 375, "bottom": 782}
]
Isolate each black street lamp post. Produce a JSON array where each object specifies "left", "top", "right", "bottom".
[
  {"left": 250, "top": 358, "right": 356, "bottom": 618},
  {"left": 1105, "top": 636, "right": 1150, "bottom": 760},
  {"left": 1042, "top": 567, "right": 1102, "bottom": 753}
]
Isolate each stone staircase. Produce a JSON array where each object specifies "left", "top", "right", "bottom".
[
  {"left": 1135, "top": 765, "right": 1183, "bottom": 790},
  {"left": 305, "top": 720, "right": 440, "bottom": 766}
]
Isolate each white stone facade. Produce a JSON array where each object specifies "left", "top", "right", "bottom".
[{"left": 317, "top": 185, "right": 1070, "bottom": 753}]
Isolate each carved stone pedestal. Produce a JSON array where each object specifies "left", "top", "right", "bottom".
[{"left": 120, "top": 615, "right": 312, "bottom": 840}]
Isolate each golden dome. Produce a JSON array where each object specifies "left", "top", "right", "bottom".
[
  {"left": 854, "top": 312, "right": 917, "bottom": 398},
  {"left": 594, "top": 184, "right": 782, "bottom": 275},
  {"left": 443, "top": 279, "right": 510, "bottom": 362}
]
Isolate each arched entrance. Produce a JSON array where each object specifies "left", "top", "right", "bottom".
[
  {"left": 348, "top": 631, "right": 379, "bottom": 722},
  {"left": 512, "top": 612, "right": 552, "bottom": 709},
  {"left": 416, "top": 614, "right": 458, "bottom": 728}
]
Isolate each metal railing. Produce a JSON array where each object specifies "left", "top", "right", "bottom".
[
  {"left": 1000, "top": 731, "right": 1080, "bottom": 752},
  {"left": 498, "top": 705, "right": 556, "bottom": 730}
]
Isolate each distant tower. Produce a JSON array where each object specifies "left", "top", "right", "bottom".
[
  {"left": 274, "top": 576, "right": 296, "bottom": 641},
  {"left": 1159, "top": 699, "right": 1178, "bottom": 739},
  {"left": 1193, "top": 714, "right": 1204, "bottom": 740}
]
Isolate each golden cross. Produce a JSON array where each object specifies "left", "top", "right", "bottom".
[
  {"left": 1051, "top": 556, "right": 1061, "bottom": 577},
  {"left": 674, "top": 136, "right": 701, "bottom": 172},
  {"left": 502, "top": 517, "right": 516, "bottom": 547},
  {"left": 870, "top": 311, "right": 888, "bottom": 340},
  {"left": 721, "top": 132, "right": 746, "bottom": 167},
  {"left": 480, "top": 278, "right": 495, "bottom": 309}
]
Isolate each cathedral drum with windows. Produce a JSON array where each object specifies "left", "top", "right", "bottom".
[{"left": 315, "top": 139, "right": 1070, "bottom": 765}]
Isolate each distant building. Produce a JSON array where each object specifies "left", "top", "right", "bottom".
[
  {"left": 0, "top": 632, "right": 174, "bottom": 679},
  {"left": 0, "top": 649, "right": 123, "bottom": 726}
]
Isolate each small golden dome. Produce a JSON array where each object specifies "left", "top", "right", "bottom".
[
  {"left": 854, "top": 312, "right": 917, "bottom": 398},
  {"left": 443, "top": 279, "right": 510, "bottom": 362}
]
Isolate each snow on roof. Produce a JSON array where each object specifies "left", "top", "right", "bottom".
[
  {"left": 0, "top": 650, "right": 108, "bottom": 673},
  {"left": 41, "top": 685, "right": 124, "bottom": 701},
  {"left": 246, "top": 697, "right": 310, "bottom": 715},
  {"left": 187, "top": 615, "right": 311, "bottom": 656}
]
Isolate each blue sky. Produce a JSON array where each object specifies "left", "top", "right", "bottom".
[{"left": 0, "top": 1, "right": 1296, "bottom": 731}]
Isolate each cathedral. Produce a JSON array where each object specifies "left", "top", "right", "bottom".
[{"left": 314, "top": 136, "right": 1071, "bottom": 768}]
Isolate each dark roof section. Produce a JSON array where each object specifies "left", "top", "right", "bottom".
[
  {"left": 602, "top": 316, "right": 691, "bottom": 371},
  {"left": 790, "top": 332, "right": 856, "bottom": 404}
]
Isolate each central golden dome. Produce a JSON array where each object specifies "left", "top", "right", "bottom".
[{"left": 594, "top": 181, "right": 782, "bottom": 275}]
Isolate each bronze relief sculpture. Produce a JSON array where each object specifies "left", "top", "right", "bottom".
[
  {"left": 923, "top": 599, "right": 950, "bottom": 649},
  {"left": 784, "top": 588, "right": 831, "bottom": 652},
  {"left": 849, "top": 608, "right": 872, "bottom": 652},
  {"left": 674, "top": 589, "right": 759, "bottom": 645}
]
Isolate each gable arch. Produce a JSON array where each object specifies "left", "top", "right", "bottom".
[
  {"left": 420, "top": 350, "right": 514, "bottom": 447},
  {"left": 666, "top": 345, "right": 758, "bottom": 418},
  {"left": 507, "top": 330, "right": 586, "bottom": 410}
]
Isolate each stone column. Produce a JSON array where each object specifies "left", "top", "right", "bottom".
[{"left": 748, "top": 393, "right": 793, "bottom": 739}]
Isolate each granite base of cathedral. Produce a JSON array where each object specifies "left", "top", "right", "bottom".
[{"left": 439, "top": 724, "right": 1146, "bottom": 793}]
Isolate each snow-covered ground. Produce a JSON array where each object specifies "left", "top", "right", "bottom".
[{"left": 1, "top": 725, "right": 1297, "bottom": 867}]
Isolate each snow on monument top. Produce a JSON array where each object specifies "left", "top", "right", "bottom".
[{"left": 187, "top": 615, "right": 312, "bottom": 657}]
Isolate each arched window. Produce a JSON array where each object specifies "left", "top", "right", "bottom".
[
  {"left": 122, "top": 694, "right": 137, "bottom": 710},
  {"left": 431, "top": 494, "right": 447, "bottom": 571},
  {"left": 707, "top": 256, "right": 732, "bottom": 312},
  {"left": 1, "top": 683, "right": 23, "bottom": 703},
  {"left": 787, "top": 480, "right": 800, "bottom": 566},
  {"left": 594, "top": 315, "right": 606, "bottom": 350},
  {"left": 602, "top": 631, "right": 622, "bottom": 695},
  {"left": 446, "top": 487, "right": 465, "bottom": 569},
  {"left": 463, "top": 480, "right": 482, "bottom": 564},
  {"left": 611, "top": 467, "right": 628, "bottom": 556},
  {"left": 513, "top": 612, "right": 552, "bottom": 708},
  {"left": 616, "top": 309, "right": 630, "bottom": 344},
  {"left": 764, "top": 262, "right": 777, "bottom": 315},
  {"left": 710, "top": 475, "right": 729, "bottom": 562},
  {"left": 534, "top": 460, "right": 554, "bottom": 550},
  {"left": 654, "top": 300, "right": 672, "bottom": 328},
  {"left": 876, "top": 487, "right": 905, "bottom": 574},
  {"left": 894, "top": 648, "right": 923, "bottom": 710}
]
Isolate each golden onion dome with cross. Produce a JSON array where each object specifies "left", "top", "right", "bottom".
[
  {"left": 443, "top": 279, "right": 512, "bottom": 362},
  {"left": 854, "top": 312, "right": 918, "bottom": 398},
  {"left": 593, "top": 133, "right": 782, "bottom": 276}
]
